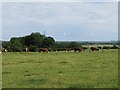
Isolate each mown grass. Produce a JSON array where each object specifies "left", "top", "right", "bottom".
[
  {"left": 2, "top": 49, "right": 118, "bottom": 88},
  {"left": 0, "top": 53, "right": 2, "bottom": 89}
]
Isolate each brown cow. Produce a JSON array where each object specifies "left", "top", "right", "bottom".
[
  {"left": 73, "top": 48, "right": 84, "bottom": 52},
  {"left": 39, "top": 48, "right": 48, "bottom": 53},
  {"left": 90, "top": 47, "right": 99, "bottom": 51}
]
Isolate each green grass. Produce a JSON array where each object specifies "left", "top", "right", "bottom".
[
  {"left": 2, "top": 49, "right": 118, "bottom": 88},
  {"left": 0, "top": 54, "right": 2, "bottom": 89}
]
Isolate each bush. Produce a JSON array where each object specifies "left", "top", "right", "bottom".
[{"left": 29, "top": 45, "right": 38, "bottom": 52}]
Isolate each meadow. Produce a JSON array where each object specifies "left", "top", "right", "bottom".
[{"left": 2, "top": 49, "right": 118, "bottom": 88}]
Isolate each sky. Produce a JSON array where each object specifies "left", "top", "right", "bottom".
[
  {"left": 1, "top": 0, "right": 119, "bottom": 41},
  {"left": 0, "top": 0, "right": 2, "bottom": 41}
]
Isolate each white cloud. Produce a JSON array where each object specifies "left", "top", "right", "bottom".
[
  {"left": 63, "top": 33, "right": 66, "bottom": 36},
  {"left": 89, "top": 33, "right": 95, "bottom": 36},
  {"left": 2, "top": 2, "right": 118, "bottom": 41},
  {"left": 0, "top": 0, "right": 2, "bottom": 40},
  {"left": 3, "top": 0, "right": 120, "bottom": 2}
]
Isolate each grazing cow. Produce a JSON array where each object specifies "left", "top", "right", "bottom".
[
  {"left": 2, "top": 48, "right": 8, "bottom": 52},
  {"left": 23, "top": 47, "right": 28, "bottom": 52},
  {"left": 97, "top": 46, "right": 102, "bottom": 49},
  {"left": 90, "top": 47, "right": 99, "bottom": 51},
  {"left": 73, "top": 48, "right": 84, "bottom": 52},
  {"left": 83, "top": 47, "right": 88, "bottom": 50},
  {"left": 39, "top": 48, "right": 48, "bottom": 53}
]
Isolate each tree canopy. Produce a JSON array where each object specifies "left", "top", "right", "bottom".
[{"left": 2, "top": 32, "right": 56, "bottom": 52}]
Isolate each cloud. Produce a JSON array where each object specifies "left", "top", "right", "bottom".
[
  {"left": 0, "top": 1, "right": 2, "bottom": 40},
  {"left": 2, "top": 2, "right": 118, "bottom": 41},
  {"left": 89, "top": 33, "right": 95, "bottom": 37},
  {"left": 3, "top": 0, "right": 120, "bottom": 2}
]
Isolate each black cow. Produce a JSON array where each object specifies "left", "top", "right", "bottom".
[
  {"left": 23, "top": 47, "right": 28, "bottom": 52},
  {"left": 97, "top": 46, "right": 102, "bottom": 49},
  {"left": 2, "top": 48, "right": 8, "bottom": 52},
  {"left": 90, "top": 47, "right": 99, "bottom": 51}
]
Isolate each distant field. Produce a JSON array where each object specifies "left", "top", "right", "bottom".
[
  {"left": 2, "top": 49, "right": 118, "bottom": 88},
  {"left": 82, "top": 44, "right": 114, "bottom": 47}
]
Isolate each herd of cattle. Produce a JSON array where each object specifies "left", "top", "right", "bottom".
[{"left": 1, "top": 46, "right": 115, "bottom": 53}]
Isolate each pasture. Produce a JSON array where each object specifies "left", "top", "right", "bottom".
[{"left": 2, "top": 49, "right": 118, "bottom": 88}]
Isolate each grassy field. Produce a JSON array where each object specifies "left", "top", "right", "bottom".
[
  {"left": 2, "top": 49, "right": 118, "bottom": 88},
  {"left": 0, "top": 53, "right": 2, "bottom": 89}
]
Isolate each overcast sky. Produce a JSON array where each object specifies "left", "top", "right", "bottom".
[{"left": 1, "top": 0, "right": 118, "bottom": 41}]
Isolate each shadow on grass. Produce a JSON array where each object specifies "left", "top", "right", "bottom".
[
  {"left": 68, "top": 83, "right": 95, "bottom": 88},
  {"left": 59, "top": 61, "right": 68, "bottom": 64},
  {"left": 3, "top": 71, "right": 11, "bottom": 74},
  {"left": 24, "top": 78, "right": 48, "bottom": 85},
  {"left": 53, "top": 81, "right": 64, "bottom": 85},
  {"left": 24, "top": 73, "right": 31, "bottom": 76}
]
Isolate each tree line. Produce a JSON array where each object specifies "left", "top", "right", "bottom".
[
  {"left": 2, "top": 32, "right": 82, "bottom": 52},
  {"left": 2, "top": 32, "right": 118, "bottom": 52}
]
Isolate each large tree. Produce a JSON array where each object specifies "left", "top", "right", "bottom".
[
  {"left": 23, "top": 32, "right": 45, "bottom": 47},
  {"left": 10, "top": 37, "right": 23, "bottom": 52},
  {"left": 42, "top": 37, "right": 55, "bottom": 48}
]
